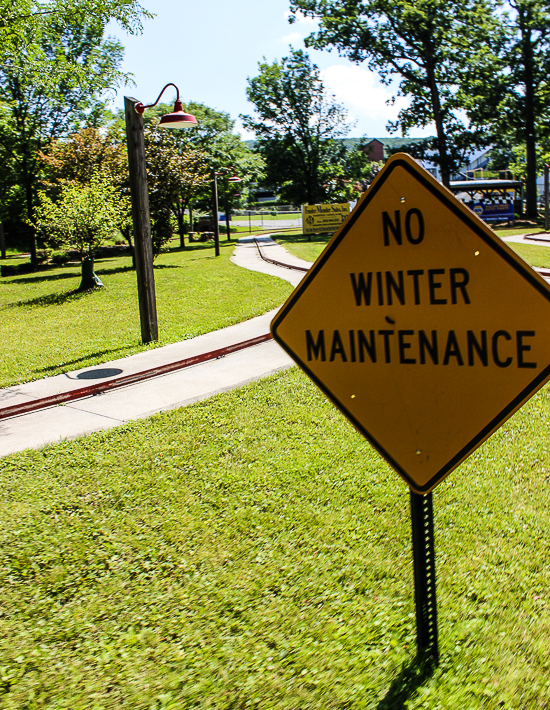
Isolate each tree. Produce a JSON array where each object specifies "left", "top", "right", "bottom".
[
  {"left": 0, "top": 18, "right": 129, "bottom": 264},
  {"left": 144, "top": 119, "right": 209, "bottom": 252},
  {"left": 34, "top": 171, "right": 126, "bottom": 288},
  {"left": 0, "top": 0, "right": 151, "bottom": 74},
  {"left": 462, "top": 0, "right": 550, "bottom": 218},
  {"left": 289, "top": 0, "right": 492, "bottom": 186},
  {"left": 38, "top": 126, "right": 134, "bottom": 251},
  {"left": 241, "top": 49, "right": 351, "bottom": 205}
]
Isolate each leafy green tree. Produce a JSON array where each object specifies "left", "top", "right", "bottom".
[
  {"left": 462, "top": 0, "right": 550, "bottom": 218},
  {"left": 0, "top": 18, "right": 129, "bottom": 264},
  {"left": 38, "top": 126, "right": 134, "bottom": 251},
  {"left": 289, "top": 0, "right": 492, "bottom": 186},
  {"left": 144, "top": 119, "right": 209, "bottom": 252},
  {"left": 241, "top": 49, "right": 351, "bottom": 205},
  {"left": 0, "top": 0, "right": 151, "bottom": 74},
  {"left": 34, "top": 171, "right": 126, "bottom": 288}
]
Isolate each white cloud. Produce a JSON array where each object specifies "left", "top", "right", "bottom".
[
  {"left": 282, "top": 31, "right": 305, "bottom": 45},
  {"left": 320, "top": 64, "right": 435, "bottom": 137}
]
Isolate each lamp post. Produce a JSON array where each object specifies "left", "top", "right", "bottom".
[
  {"left": 124, "top": 83, "right": 197, "bottom": 343},
  {"left": 211, "top": 167, "right": 241, "bottom": 255}
]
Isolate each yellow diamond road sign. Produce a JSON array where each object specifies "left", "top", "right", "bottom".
[{"left": 271, "top": 153, "right": 550, "bottom": 494}]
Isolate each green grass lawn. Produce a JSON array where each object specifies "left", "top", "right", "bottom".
[
  {"left": 1, "top": 367, "right": 550, "bottom": 708},
  {"left": 0, "top": 241, "right": 292, "bottom": 388},
  {"left": 274, "top": 231, "right": 550, "bottom": 270}
]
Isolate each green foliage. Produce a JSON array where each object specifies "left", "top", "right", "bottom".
[
  {"left": 0, "top": 0, "right": 151, "bottom": 74},
  {"left": 242, "top": 49, "right": 352, "bottom": 205},
  {"left": 39, "top": 126, "right": 133, "bottom": 249},
  {"left": 34, "top": 172, "right": 127, "bottom": 258},
  {"left": 0, "top": 15, "right": 130, "bottom": 263},
  {"left": 290, "top": 0, "right": 493, "bottom": 186},
  {"left": 462, "top": 0, "right": 550, "bottom": 217},
  {"left": 144, "top": 119, "right": 209, "bottom": 252}
]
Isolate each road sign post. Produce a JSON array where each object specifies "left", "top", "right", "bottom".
[
  {"left": 271, "top": 153, "right": 550, "bottom": 660},
  {"left": 410, "top": 491, "right": 438, "bottom": 662}
]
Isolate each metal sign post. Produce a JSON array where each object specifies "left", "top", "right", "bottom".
[{"left": 410, "top": 491, "right": 438, "bottom": 662}]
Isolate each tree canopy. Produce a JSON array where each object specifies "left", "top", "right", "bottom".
[
  {"left": 0, "top": 16, "right": 130, "bottom": 262},
  {"left": 241, "top": 49, "right": 352, "bottom": 205},
  {"left": 289, "top": 0, "right": 493, "bottom": 187}
]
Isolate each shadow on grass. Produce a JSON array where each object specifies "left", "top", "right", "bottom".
[
  {"left": 5, "top": 269, "right": 82, "bottom": 285},
  {"left": 376, "top": 656, "right": 437, "bottom": 709},
  {"left": 34, "top": 346, "right": 137, "bottom": 375},
  {"left": 3, "top": 287, "right": 99, "bottom": 310}
]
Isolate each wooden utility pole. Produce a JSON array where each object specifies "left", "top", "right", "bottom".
[
  {"left": 124, "top": 96, "right": 158, "bottom": 343},
  {"left": 211, "top": 169, "right": 220, "bottom": 257}
]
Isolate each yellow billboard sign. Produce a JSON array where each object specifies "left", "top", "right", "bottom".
[
  {"left": 273, "top": 154, "right": 550, "bottom": 494},
  {"left": 302, "top": 203, "right": 350, "bottom": 235}
]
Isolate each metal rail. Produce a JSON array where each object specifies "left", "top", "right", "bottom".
[
  {"left": 2, "top": 235, "right": 310, "bottom": 422},
  {"left": 254, "top": 239, "right": 309, "bottom": 272},
  {"left": 0, "top": 333, "right": 272, "bottom": 421}
]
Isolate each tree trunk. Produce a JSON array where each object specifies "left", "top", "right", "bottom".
[
  {"left": 122, "top": 225, "right": 135, "bottom": 268},
  {"left": 426, "top": 62, "right": 451, "bottom": 187},
  {"left": 78, "top": 255, "right": 104, "bottom": 291},
  {"left": 520, "top": 14, "right": 538, "bottom": 219},
  {"left": 25, "top": 179, "right": 37, "bottom": 266},
  {"left": 177, "top": 210, "right": 186, "bottom": 249}
]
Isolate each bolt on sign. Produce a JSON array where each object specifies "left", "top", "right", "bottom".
[
  {"left": 272, "top": 153, "right": 550, "bottom": 495},
  {"left": 302, "top": 202, "right": 350, "bottom": 236}
]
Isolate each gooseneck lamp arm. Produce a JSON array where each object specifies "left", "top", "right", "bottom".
[
  {"left": 134, "top": 83, "right": 180, "bottom": 114},
  {"left": 133, "top": 83, "right": 197, "bottom": 128}
]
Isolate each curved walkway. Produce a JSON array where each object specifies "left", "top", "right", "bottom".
[
  {"left": 230, "top": 236, "right": 311, "bottom": 287},
  {"left": 0, "top": 237, "right": 308, "bottom": 458}
]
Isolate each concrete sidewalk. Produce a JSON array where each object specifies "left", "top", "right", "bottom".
[
  {"left": 230, "top": 236, "right": 311, "bottom": 286},
  {"left": 1, "top": 238, "right": 310, "bottom": 457}
]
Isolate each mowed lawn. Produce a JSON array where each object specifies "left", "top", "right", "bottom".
[
  {"left": 1, "top": 367, "right": 550, "bottom": 708},
  {"left": 275, "top": 229, "right": 550, "bottom": 270},
  {"left": 0, "top": 241, "right": 292, "bottom": 388}
]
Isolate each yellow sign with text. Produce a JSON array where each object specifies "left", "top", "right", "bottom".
[
  {"left": 273, "top": 154, "right": 550, "bottom": 494},
  {"left": 302, "top": 202, "right": 350, "bottom": 235}
]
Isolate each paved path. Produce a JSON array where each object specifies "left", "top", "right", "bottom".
[
  {"left": 501, "top": 231, "right": 550, "bottom": 245},
  {"left": 0, "top": 238, "right": 310, "bottom": 457},
  {"left": 4, "top": 229, "right": 547, "bottom": 457},
  {"left": 230, "top": 236, "right": 310, "bottom": 287}
]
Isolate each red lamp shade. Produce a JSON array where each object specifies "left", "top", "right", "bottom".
[
  {"left": 228, "top": 174, "right": 242, "bottom": 183},
  {"left": 159, "top": 99, "right": 198, "bottom": 129}
]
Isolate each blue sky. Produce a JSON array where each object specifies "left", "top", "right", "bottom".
[{"left": 108, "top": 0, "right": 432, "bottom": 140}]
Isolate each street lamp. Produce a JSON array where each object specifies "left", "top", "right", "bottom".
[
  {"left": 211, "top": 167, "right": 241, "bottom": 256},
  {"left": 124, "top": 84, "right": 198, "bottom": 343}
]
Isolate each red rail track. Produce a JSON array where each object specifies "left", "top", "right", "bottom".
[
  {"left": 0, "top": 333, "right": 272, "bottom": 421},
  {"left": 1, "top": 239, "right": 311, "bottom": 422}
]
